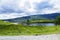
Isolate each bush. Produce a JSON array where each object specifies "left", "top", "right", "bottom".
[{"left": 54, "top": 16, "right": 60, "bottom": 25}]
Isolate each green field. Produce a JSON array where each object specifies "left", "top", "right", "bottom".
[
  {"left": 29, "top": 20, "right": 54, "bottom": 23},
  {"left": 0, "top": 20, "right": 60, "bottom": 36}
]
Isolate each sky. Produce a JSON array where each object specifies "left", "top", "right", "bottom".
[{"left": 0, "top": 0, "right": 60, "bottom": 19}]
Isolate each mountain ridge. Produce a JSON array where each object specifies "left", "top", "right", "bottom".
[{"left": 2, "top": 13, "right": 60, "bottom": 22}]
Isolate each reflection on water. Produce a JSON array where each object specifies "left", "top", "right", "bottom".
[{"left": 29, "top": 23, "right": 55, "bottom": 26}]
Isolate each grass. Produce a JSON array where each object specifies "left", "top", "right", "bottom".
[
  {"left": 30, "top": 20, "right": 54, "bottom": 23},
  {"left": 0, "top": 20, "right": 60, "bottom": 36},
  {"left": 0, "top": 25, "right": 60, "bottom": 36}
]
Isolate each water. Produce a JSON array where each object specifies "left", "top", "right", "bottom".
[{"left": 29, "top": 23, "right": 55, "bottom": 26}]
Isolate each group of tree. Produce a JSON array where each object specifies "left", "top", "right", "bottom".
[{"left": 54, "top": 16, "right": 60, "bottom": 25}]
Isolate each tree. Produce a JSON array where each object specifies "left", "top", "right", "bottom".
[
  {"left": 25, "top": 17, "right": 30, "bottom": 26},
  {"left": 54, "top": 16, "right": 60, "bottom": 25},
  {"left": 26, "top": 19, "right": 30, "bottom": 25}
]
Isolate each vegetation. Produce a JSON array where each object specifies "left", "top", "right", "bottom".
[
  {"left": 0, "top": 13, "right": 60, "bottom": 35},
  {"left": 26, "top": 19, "right": 30, "bottom": 25},
  {"left": 0, "top": 25, "right": 60, "bottom": 36},
  {"left": 54, "top": 16, "right": 60, "bottom": 25},
  {"left": 0, "top": 20, "right": 59, "bottom": 36},
  {"left": 0, "top": 20, "right": 12, "bottom": 25},
  {"left": 30, "top": 20, "right": 54, "bottom": 23},
  {"left": 0, "top": 17, "right": 60, "bottom": 36}
]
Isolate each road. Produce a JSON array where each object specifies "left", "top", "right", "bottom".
[{"left": 0, "top": 34, "right": 60, "bottom": 40}]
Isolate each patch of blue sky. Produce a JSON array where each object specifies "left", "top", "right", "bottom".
[{"left": 34, "top": 1, "right": 53, "bottom": 10}]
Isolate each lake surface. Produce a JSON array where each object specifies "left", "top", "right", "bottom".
[{"left": 29, "top": 23, "right": 55, "bottom": 26}]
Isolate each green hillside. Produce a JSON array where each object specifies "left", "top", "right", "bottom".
[
  {"left": 0, "top": 21, "right": 60, "bottom": 36},
  {"left": 0, "top": 20, "right": 12, "bottom": 25}
]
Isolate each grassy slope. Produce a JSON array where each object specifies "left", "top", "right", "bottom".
[
  {"left": 0, "top": 20, "right": 12, "bottom": 25},
  {"left": 0, "top": 21, "right": 60, "bottom": 36}
]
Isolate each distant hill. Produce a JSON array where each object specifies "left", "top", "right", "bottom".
[
  {"left": 40, "top": 13, "right": 60, "bottom": 19},
  {"left": 2, "top": 13, "right": 60, "bottom": 23}
]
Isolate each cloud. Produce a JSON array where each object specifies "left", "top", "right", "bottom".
[
  {"left": 35, "top": 2, "right": 53, "bottom": 10},
  {"left": 0, "top": 0, "right": 25, "bottom": 13},
  {"left": 40, "top": 0, "right": 60, "bottom": 14},
  {"left": 0, "top": 0, "right": 60, "bottom": 19},
  {"left": 0, "top": 13, "right": 28, "bottom": 19}
]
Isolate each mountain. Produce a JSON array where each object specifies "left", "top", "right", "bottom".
[
  {"left": 40, "top": 13, "right": 60, "bottom": 19},
  {"left": 2, "top": 13, "right": 60, "bottom": 23},
  {"left": 2, "top": 15, "right": 47, "bottom": 23}
]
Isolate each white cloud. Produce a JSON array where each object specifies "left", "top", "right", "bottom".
[
  {"left": 42, "top": 0, "right": 60, "bottom": 14},
  {"left": 16, "top": 0, "right": 47, "bottom": 12},
  {"left": 0, "top": 0, "right": 60, "bottom": 19},
  {"left": 0, "top": 13, "right": 28, "bottom": 19}
]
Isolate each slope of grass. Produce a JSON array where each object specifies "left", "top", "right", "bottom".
[
  {"left": 0, "top": 25, "right": 60, "bottom": 36},
  {"left": 0, "top": 20, "right": 12, "bottom": 25},
  {"left": 0, "top": 21, "right": 60, "bottom": 36}
]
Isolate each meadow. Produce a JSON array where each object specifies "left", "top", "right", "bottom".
[{"left": 0, "top": 20, "right": 60, "bottom": 36}]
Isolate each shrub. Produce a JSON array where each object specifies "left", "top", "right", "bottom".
[{"left": 54, "top": 16, "right": 60, "bottom": 25}]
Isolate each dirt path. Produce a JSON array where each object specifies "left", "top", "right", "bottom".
[{"left": 0, "top": 34, "right": 60, "bottom": 40}]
